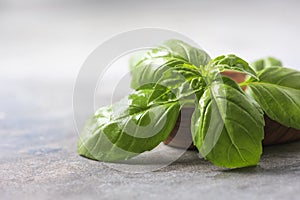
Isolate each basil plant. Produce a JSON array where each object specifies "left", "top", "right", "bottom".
[{"left": 78, "top": 40, "right": 300, "bottom": 169}]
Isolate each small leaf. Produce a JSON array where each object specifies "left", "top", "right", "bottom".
[
  {"left": 209, "top": 54, "right": 258, "bottom": 80},
  {"left": 251, "top": 57, "right": 282, "bottom": 72},
  {"left": 149, "top": 63, "right": 206, "bottom": 105}
]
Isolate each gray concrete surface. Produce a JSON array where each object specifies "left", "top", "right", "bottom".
[
  {"left": 1, "top": 79, "right": 300, "bottom": 200},
  {"left": 2, "top": 145, "right": 300, "bottom": 200},
  {"left": 1, "top": 0, "right": 300, "bottom": 199}
]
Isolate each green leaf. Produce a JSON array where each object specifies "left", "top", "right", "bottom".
[
  {"left": 78, "top": 89, "right": 180, "bottom": 162},
  {"left": 148, "top": 63, "right": 206, "bottom": 105},
  {"left": 191, "top": 76, "right": 264, "bottom": 168},
  {"left": 208, "top": 54, "right": 258, "bottom": 80},
  {"left": 130, "top": 59, "right": 186, "bottom": 91},
  {"left": 246, "top": 66, "right": 300, "bottom": 130},
  {"left": 251, "top": 57, "right": 282, "bottom": 72},
  {"left": 160, "top": 39, "right": 211, "bottom": 67},
  {"left": 130, "top": 39, "right": 211, "bottom": 89}
]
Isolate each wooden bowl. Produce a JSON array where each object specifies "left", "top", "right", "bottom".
[{"left": 164, "top": 71, "right": 300, "bottom": 149}]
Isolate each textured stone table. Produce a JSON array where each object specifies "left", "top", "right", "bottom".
[
  {"left": 1, "top": 79, "right": 300, "bottom": 200},
  {"left": 2, "top": 142, "right": 300, "bottom": 200}
]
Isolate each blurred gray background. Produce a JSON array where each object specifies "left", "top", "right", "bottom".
[
  {"left": 1, "top": 0, "right": 300, "bottom": 81},
  {"left": 1, "top": 0, "right": 300, "bottom": 199}
]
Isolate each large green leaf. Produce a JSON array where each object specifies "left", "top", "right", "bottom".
[
  {"left": 130, "top": 39, "right": 211, "bottom": 89},
  {"left": 246, "top": 66, "right": 300, "bottom": 130},
  {"left": 78, "top": 89, "right": 180, "bottom": 162},
  {"left": 191, "top": 77, "right": 264, "bottom": 168}
]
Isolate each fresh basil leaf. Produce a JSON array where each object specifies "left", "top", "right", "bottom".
[
  {"left": 130, "top": 39, "right": 211, "bottom": 89},
  {"left": 208, "top": 54, "right": 258, "bottom": 80},
  {"left": 251, "top": 57, "right": 282, "bottom": 72},
  {"left": 191, "top": 76, "right": 264, "bottom": 168},
  {"left": 149, "top": 63, "right": 206, "bottom": 105},
  {"left": 246, "top": 66, "right": 300, "bottom": 130},
  {"left": 160, "top": 39, "right": 211, "bottom": 67},
  {"left": 131, "top": 59, "right": 185, "bottom": 90},
  {"left": 78, "top": 89, "right": 180, "bottom": 162}
]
